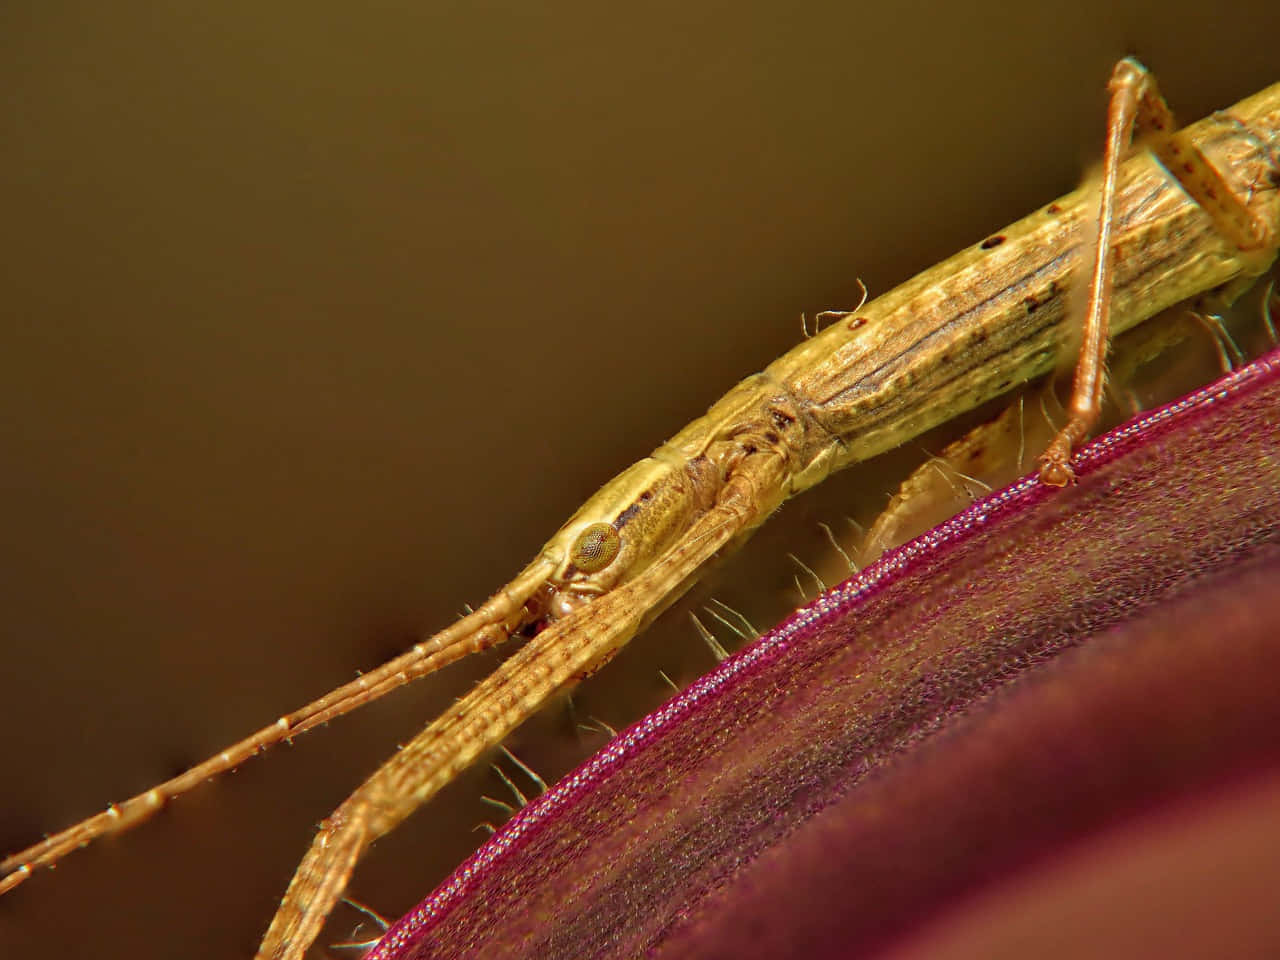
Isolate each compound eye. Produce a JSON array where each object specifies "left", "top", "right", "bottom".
[{"left": 569, "top": 522, "right": 621, "bottom": 574}]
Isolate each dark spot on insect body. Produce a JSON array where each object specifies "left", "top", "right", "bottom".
[
  {"left": 1046, "top": 203, "right": 1063, "bottom": 214},
  {"left": 980, "top": 235, "right": 1006, "bottom": 250},
  {"left": 764, "top": 431, "right": 779, "bottom": 444},
  {"left": 1023, "top": 295, "right": 1041, "bottom": 313},
  {"left": 614, "top": 502, "right": 642, "bottom": 529},
  {"left": 768, "top": 408, "right": 795, "bottom": 429},
  {"left": 639, "top": 490, "right": 652, "bottom": 502},
  {"left": 743, "top": 443, "right": 758, "bottom": 455},
  {"left": 847, "top": 316, "right": 867, "bottom": 330},
  {"left": 685, "top": 455, "right": 719, "bottom": 494}
]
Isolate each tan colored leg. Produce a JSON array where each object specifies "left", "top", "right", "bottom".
[
  {"left": 1039, "top": 57, "right": 1274, "bottom": 485},
  {"left": 1039, "top": 59, "right": 1157, "bottom": 484}
]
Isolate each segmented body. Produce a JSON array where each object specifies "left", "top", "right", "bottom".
[{"left": 265, "top": 82, "right": 1280, "bottom": 958}]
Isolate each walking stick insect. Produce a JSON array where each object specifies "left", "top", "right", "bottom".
[{"left": 3, "top": 60, "right": 1278, "bottom": 958}]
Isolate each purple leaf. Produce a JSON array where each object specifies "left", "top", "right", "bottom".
[{"left": 371, "top": 347, "right": 1280, "bottom": 960}]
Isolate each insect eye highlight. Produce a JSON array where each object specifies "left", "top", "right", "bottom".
[{"left": 569, "top": 522, "right": 621, "bottom": 573}]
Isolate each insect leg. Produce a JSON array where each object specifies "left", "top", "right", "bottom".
[
  {"left": 1040, "top": 57, "right": 1278, "bottom": 484},
  {"left": 1040, "top": 58, "right": 1164, "bottom": 484}
]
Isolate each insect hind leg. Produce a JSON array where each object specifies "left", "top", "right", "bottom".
[{"left": 1036, "top": 57, "right": 1274, "bottom": 485}]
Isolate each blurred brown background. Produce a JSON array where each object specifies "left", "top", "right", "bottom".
[{"left": 2, "top": 3, "right": 1278, "bottom": 957}]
